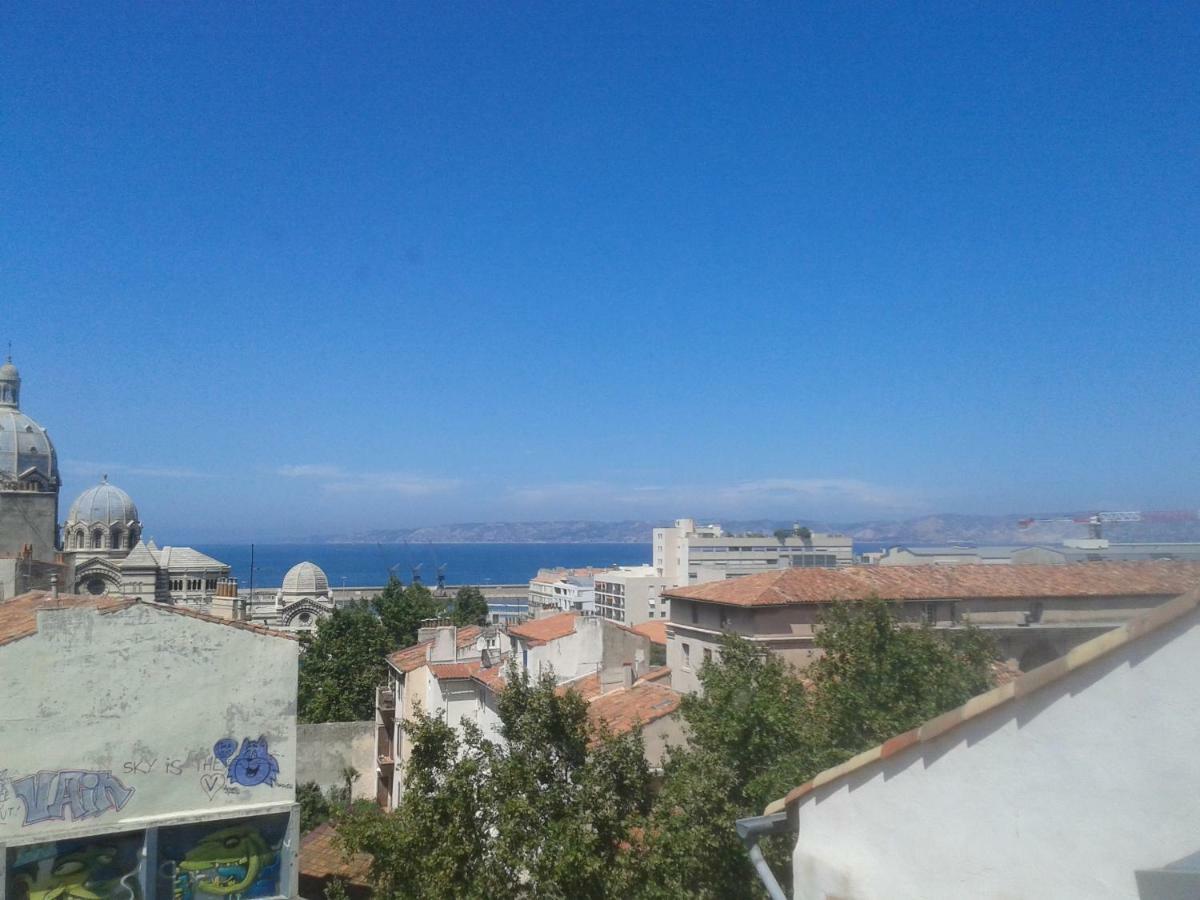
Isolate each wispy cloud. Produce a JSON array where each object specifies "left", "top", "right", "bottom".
[
  {"left": 62, "top": 460, "right": 214, "bottom": 480},
  {"left": 277, "top": 464, "right": 462, "bottom": 497}
]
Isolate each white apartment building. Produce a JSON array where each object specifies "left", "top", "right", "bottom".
[
  {"left": 652, "top": 518, "right": 853, "bottom": 585},
  {"left": 527, "top": 567, "right": 611, "bottom": 615},
  {"left": 595, "top": 564, "right": 672, "bottom": 625}
]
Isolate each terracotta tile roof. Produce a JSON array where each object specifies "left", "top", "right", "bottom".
[
  {"left": 427, "top": 656, "right": 509, "bottom": 692},
  {"left": 299, "top": 822, "right": 373, "bottom": 885},
  {"left": 385, "top": 625, "right": 483, "bottom": 672},
  {"left": 0, "top": 591, "right": 297, "bottom": 646},
  {"left": 507, "top": 611, "right": 578, "bottom": 646},
  {"left": 638, "top": 666, "right": 671, "bottom": 683},
  {"left": 763, "top": 585, "right": 1200, "bottom": 817},
  {"left": 665, "top": 561, "right": 1200, "bottom": 608},
  {"left": 588, "top": 681, "right": 681, "bottom": 737},
  {"left": 632, "top": 621, "right": 668, "bottom": 645},
  {"left": 557, "top": 671, "right": 602, "bottom": 700}
]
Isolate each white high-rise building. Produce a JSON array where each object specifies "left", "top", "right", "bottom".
[
  {"left": 653, "top": 518, "right": 853, "bottom": 586},
  {"left": 595, "top": 565, "right": 672, "bottom": 625}
]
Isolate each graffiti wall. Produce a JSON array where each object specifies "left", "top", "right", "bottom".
[
  {"left": 0, "top": 737, "right": 291, "bottom": 834},
  {"left": 6, "top": 831, "right": 142, "bottom": 899},
  {"left": 4, "top": 813, "right": 291, "bottom": 900},
  {"left": 0, "top": 602, "right": 297, "bottom": 841},
  {"left": 158, "top": 813, "right": 288, "bottom": 899}
]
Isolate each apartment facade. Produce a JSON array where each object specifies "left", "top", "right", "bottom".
[
  {"left": 527, "top": 567, "right": 612, "bottom": 616},
  {"left": 594, "top": 565, "right": 672, "bottom": 625},
  {"left": 663, "top": 560, "right": 1200, "bottom": 694},
  {"left": 375, "top": 614, "right": 657, "bottom": 809},
  {"left": 652, "top": 518, "right": 853, "bottom": 586},
  {"left": 0, "top": 590, "right": 299, "bottom": 898}
]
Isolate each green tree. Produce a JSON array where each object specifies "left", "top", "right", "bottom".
[
  {"left": 298, "top": 602, "right": 392, "bottom": 723},
  {"left": 372, "top": 577, "right": 448, "bottom": 647},
  {"left": 636, "top": 601, "right": 996, "bottom": 898},
  {"left": 793, "top": 525, "right": 812, "bottom": 541},
  {"left": 802, "top": 600, "right": 994, "bottom": 771},
  {"left": 298, "top": 781, "right": 333, "bottom": 834},
  {"left": 449, "top": 586, "right": 490, "bottom": 627},
  {"left": 337, "top": 665, "right": 652, "bottom": 899}
]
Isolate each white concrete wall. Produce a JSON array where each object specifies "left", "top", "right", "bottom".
[
  {"left": 0, "top": 604, "right": 298, "bottom": 844},
  {"left": 296, "top": 722, "right": 375, "bottom": 802},
  {"left": 790, "top": 605, "right": 1200, "bottom": 900}
]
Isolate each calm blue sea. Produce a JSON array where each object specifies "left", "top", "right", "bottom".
[{"left": 194, "top": 543, "right": 654, "bottom": 589}]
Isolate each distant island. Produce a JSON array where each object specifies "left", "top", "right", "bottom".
[{"left": 302, "top": 514, "right": 1200, "bottom": 546}]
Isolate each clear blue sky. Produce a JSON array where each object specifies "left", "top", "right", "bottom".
[{"left": 3, "top": 2, "right": 1197, "bottom": 541}]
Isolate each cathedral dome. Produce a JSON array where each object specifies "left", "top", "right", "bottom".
[
  {"left": 0, "top": 358, "right": 58, "bottom": 486},
  {"left": 67, "top": 478, "right": 140, "bottom": 527},
  {"left": 281, "top": 561, "right": 330, "bottom": 597}
]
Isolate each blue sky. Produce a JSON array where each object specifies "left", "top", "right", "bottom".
[{"left": 3, "top": 2, "right": 1197, "bottom": 540}]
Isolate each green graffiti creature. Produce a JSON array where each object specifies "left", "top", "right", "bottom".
[
  {"left": 15, "top": 845, "right": 139, "bottom": 900},
  {"left": 174, "top": 826, "right": 277, "bottom": 897}
]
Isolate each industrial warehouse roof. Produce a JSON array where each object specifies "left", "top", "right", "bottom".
[
  {"left": 764, "top": 585, "right": 1200, "bottom": 817},
  {"left": 664, "top": 560, "right": 1200, "bottom": 608},
  {"left": 385, "top": 625, "right": 484, "bottom": 672},
  {"left": 0, "top": 590, "right": 297, "bottom": 646},
  {"left": 507, "top": 611, "right": 579, "bottom": 645}
]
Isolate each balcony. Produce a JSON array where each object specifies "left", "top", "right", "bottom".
[{"left": 377, "top": 686, "right": 396, "bottom": 718}]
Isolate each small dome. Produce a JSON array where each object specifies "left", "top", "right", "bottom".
[
  {"left": 67, "top": 478, "right": 140, "bottom": 527},
  {"left": 281, "top": 561, "right": 330, "bottom": 596}
]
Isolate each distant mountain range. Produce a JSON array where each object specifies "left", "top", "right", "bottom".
[{"left": 306, "top": 514, "right": 1200, "bottom": 545}]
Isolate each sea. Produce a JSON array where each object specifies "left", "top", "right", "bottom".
[
  {"left": 194, "top": 542, "right": 655, "bottom": 589},
  {"left": 196, "top": 540, "right": 892, "bottom": 589}
]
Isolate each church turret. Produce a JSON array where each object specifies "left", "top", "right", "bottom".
[{"left": 0, "top": 356, "right": 19, "bottom": 409}]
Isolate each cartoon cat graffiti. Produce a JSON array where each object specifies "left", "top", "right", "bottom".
[{"left": 213, "top": 738, "right": 279, "bottom": 789}]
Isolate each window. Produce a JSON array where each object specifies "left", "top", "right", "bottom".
[
  {"left": 720, "top": 610, "right": 730, "bottom": 629},
  {"left": 924, "top": 602, "right": 938, "bottom": 624},
  {"left": 92, "top": 529, "right": 104, "bottom": 549},
  {"left": 681, "top": 642, "right": 691, "bottom": 670},
  {"left": 703, "top": 647, "right": 713, "bottom": 665}
]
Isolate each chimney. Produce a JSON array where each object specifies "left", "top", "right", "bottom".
[
  {"left": 49, "top": 572, "right": 58, "bottom": 600},
  {"left": 429, "top": 625, "right": 457, "bottom": 664}
]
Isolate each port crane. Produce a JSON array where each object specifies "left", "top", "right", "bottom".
[{"left": 1017, "top": 509, "right": 1200, "bottom": 540}]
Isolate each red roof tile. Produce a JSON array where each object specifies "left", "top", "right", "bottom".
[
  {"left": 557, "top": 671, "right": 602, "bottom": 700},
  {"left": 427, "top": 656, "right": 509, "bottom": 692},
  {"left": 386, "top": 625, "right": 483, "bottom": 672},
  {"left": 588, "top": 682, "right": 681, "bottom": 737},
  {"left": 507, "top": 612, "right": 578, "bottom": 646},
  {"left": 665, "top": 561, "right": 1200, "bottom": 608},
  {"left": 0, "top": 591, "right": 296, "bottom": 646},
  {"left": 632, "top": 621, "right": 668, "bottom": 645},
  {"left": 299, "top": 822, "right": 373, "bottom": 885}
]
